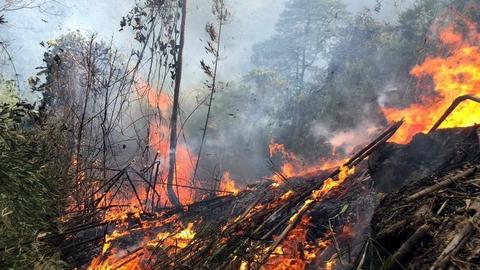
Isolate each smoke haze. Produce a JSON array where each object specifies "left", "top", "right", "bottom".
[
  {"left": 1, "top": 0, "right": 415, "bottom": 92},
  {"left": 0, "top": 0, "right": 419, "bottom": 184}
]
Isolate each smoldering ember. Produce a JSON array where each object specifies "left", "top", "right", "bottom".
[{"left": 2, "top": 1, "right": 480, "bottom": 270}]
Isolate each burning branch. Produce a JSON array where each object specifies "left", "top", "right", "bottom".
[{"left": 429, "top": 95, "right": 480, "bottom": 133}]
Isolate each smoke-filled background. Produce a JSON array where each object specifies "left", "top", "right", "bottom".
[
  {"left": 1, "top": 0, "right": 413, "bottom": 84},
  {"left": 1, "top": 0, "right": 447, "bottom": 185}
]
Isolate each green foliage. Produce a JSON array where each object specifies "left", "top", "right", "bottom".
[
  {"left": 0, "top": 100, "right": 68, "bottom": 269},
  {"left": 283, "top": 2, "right": 446, "bottom": 156},
  {"left": 0, "top": 76, "right": 20, "bottom": 105},
  {"left": 239, "top": 0, "right": 480, "bottom": 161},
  {"left": 314, "top": 11, "right": 390, "bottom": 130}
]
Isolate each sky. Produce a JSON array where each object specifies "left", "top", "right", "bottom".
[
  {"left": 1, "top": 0, "right": 415, "bottom": 98},
  {"left": 1, "top": 0, "right": 287, "bottom": 94}
]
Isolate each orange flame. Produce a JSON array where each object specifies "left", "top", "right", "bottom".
[
  {"left": 268, "top": 139, "right": 346, "bottom": 183},
  {"left": 383, "top": 15, "right": 480, "bottom": 144},
  {"left": 313, "top": 165, "right": 355, "bottom": 200},
  {"left": 140, "top": 83, "right": 196, "bottom": 205},
  {"left": 264, "top": 165, "right": 355, "bottom": 270},
  {"left": 324, "top": 258, "right": 336, "bottom": 270},
  {"left": 147, "top": 222, "right": 196, "bottom": 250},
  {"left": 88, "top": 218, "right": 196, "bottom": 270},
  {"left": 263, "top": 216, "right": 314, "bottom": 270},
  {"left": 219, "top": 171, "right": 241, "bottom": 195},
  {"left": 87, "top": 82, "right": 248, "bottom": 269}
]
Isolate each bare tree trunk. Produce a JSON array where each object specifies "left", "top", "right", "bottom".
[
  {"left": 290, "top": 9, "right": 311, "bottom": 149},
  {"left": 299, "top": 13, "right": 311, "bottom": 91},
  {"left": 166, "top": 0, "right": 187, "bottom": 207}
]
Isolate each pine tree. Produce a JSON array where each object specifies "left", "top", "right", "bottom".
[{"left": 252, "top": 0, "right": 347, "bottom": 91}]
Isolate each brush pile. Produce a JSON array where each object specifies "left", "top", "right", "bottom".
[
  {"left": 47, "top": 123, "right": 480, "bottom": 270},
  {"left": 369, "top": 126, "right": 480, "bottom": 270},
  {"left": 48, "top": 122, "right": 399, "bottom": 269}
]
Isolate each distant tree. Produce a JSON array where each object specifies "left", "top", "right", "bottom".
[
  {"left": 244, "top": 0, "right": 466, "bottom": 160},
  {"left": 252, "top": 0, "right": 348, "bottom": 91},
  {"left": 249, "top": 0, "right": 349, "bottom": 153}
]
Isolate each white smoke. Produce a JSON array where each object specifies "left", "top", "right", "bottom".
[{"left": 311, "top": 119, "right": 381, "bottom": 155}]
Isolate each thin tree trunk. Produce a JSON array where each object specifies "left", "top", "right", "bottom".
[
  {"left": 75, "top": 38, "right": 94, "bottom": 208},
  {"left": 76, "top": 40, "right": 94, "bottom": 172},
  {"left": 300, "top": 14, "right": 311, "bottom": 90},
  {"left": 191, "top": 8, "right": 224, "bottom": 188},
  {"left": 166, "top": 0, "right": 187, "bottom": 207},
  {"left": 290, "top": 10, "right": 311, "bottom": 148}
]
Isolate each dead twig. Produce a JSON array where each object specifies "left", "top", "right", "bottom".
[
  {"left": 389, "top": 224, "right": 431, "bottom": 267},
  {"left": 430, "top": 203, "right": 480, "bottom": 270}
]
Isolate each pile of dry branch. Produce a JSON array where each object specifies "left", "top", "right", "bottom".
[
  {"left": 49, "top": 123, "right": 480, "bottom": 270},
  {"left": 370, "top": 126, "right": 480, "bottom": 269}
]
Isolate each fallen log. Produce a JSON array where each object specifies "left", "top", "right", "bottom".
[{"left": 406, "top": 167, "right": 476, "bottom": 202}]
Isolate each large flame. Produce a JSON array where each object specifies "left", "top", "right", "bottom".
[
  {"left": 383, "top": 15, "right": 480, "bottom": 144},
  {"left": 86, "top": 83, "right": 201, "bottom": 270},
  {"left": 142, "top": 83, "right": 196, "bottom": 205},
  {"left": 86, "top": 83, "right": 246, "bottom": 269}
]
